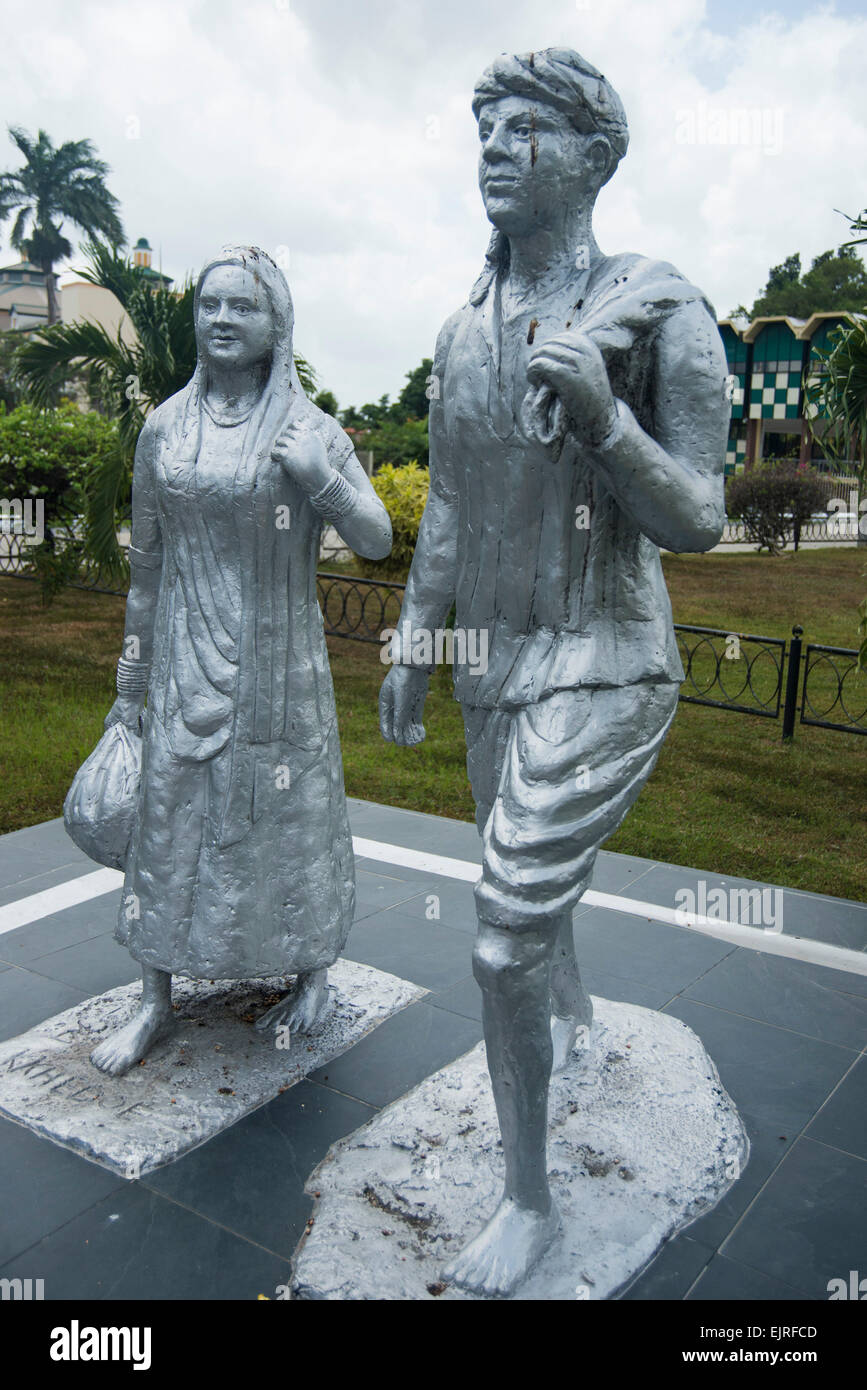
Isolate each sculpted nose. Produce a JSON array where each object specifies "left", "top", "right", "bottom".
[{"left": 482, "top": 124, "right": 509, "bottom": 163}]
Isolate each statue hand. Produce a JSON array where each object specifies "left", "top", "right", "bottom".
[
  {"left": 104, "top": 696, "right": 143, "bottom": 733},
  {"left": 379, "top": 665, "right": 428, "bottom": 746},
  {"left": 526, "top": 331, "right": 618, "bottom": 447},
  {"left": 271, "top": 422, "right": 332, "bottom": 493}
]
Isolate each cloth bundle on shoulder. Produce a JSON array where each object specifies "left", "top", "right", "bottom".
[{"left": 63, "top": 723, "right": 142, "bottom": 871}]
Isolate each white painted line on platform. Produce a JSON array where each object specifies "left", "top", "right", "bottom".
[
  {"left": 0, "top": 867, "right": 122, "bottom": 936},
  {"left": 353, "top": 837, "right": 479, "bottom": 882},
  {"left": 2, "top": 836, "right": 865, "bottom": 979},
  {"left": 353, "top": 836, "right": 867, "bottom": 978}
]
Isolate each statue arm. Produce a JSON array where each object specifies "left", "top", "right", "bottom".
[
  {"left": 588, "top": 299, "right": 729, "bottom": 552},
  {"left": 327, "top": 449, "right": 393, "bottom": 561},
  {"left": 391, "top": 312, "right": 461, "bottom": 660},
  {"left": 106, "top": 419, "right": 162, "bottom": 726}
]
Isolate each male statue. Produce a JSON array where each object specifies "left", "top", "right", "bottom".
[{"left": 379, "top": 48, "right": 729, "bottom": 1297}]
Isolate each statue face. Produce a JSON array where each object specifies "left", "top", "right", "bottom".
[
  {"left": 196, "top": 265, "right": 276, "bottom": 372},
  {"left": 476, "top": 95, "right": 609, "bottom": 237}
]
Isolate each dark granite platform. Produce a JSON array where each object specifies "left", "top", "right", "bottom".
[{"left": 0, "top": 799, "right": 864, "bottom": 1301}]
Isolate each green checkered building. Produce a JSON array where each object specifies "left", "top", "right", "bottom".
[{"left": 717, "top": 311, "right": 861, "bottom": 473}]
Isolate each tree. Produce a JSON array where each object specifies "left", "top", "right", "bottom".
[
  {"left": 804, "top": 314, "right": 867, "bottom": 665},
  {"left": 0, "top": 127, "right": 124, "bottom": 323},
  {"left": 837, "top": 203, "right": 867, "bottom": 247},
  {"left": 732, "top": 246, "right": 867, "bottom": 320},
  {"left": 0, "top": 330, "right": 24, "bottom": 409},
  {"left": 394, "top": 357, "right": 434, "bottom": 421},
  {"left": 313, "top": 388, "right": 338, "bottom": 417},
  {"left": 14, "top": 239, "right": 319, "bottom": 576}
]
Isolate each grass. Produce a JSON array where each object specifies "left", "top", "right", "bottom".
[{"left": 1, "top": 546, "right": 865, "bottom": 899}]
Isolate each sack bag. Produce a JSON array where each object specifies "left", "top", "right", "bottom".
[{"left": 63, "top": 722, "right": 143, "bottom": 871}]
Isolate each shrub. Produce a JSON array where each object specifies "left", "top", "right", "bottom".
[
  {"left": 353, "top": 418, "right": 430, "bottom": 470},
  {"left": 355, "top": 460, "right": 429, "bottom": 578},
  {"left": 725, "top": 461, "right": 827, "bottom": 554},
  {"left": 0, "top": 400, "right": 120, "bottom": 602},
  {"left": 0, "top": 400, "right": 118, "bottom": 538}
]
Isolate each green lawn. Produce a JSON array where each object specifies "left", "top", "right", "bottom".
[{"left": 1, "top": 547, "right": 865, "bottom": 899}]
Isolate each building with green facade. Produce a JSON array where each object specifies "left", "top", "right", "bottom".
[{"left": 719, "top": 311, "right": 861, "bottom": 475}]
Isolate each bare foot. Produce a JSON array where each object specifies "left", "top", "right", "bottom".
[
  {"left": 90, "top": 1006, "right": 171, "bottom": 1076},
  {"left": 441, "top": 1197, "right": 560, "bottom": 1298},
  {"left": 255, "top": 968, "right": 331, "bottom": 1035}
]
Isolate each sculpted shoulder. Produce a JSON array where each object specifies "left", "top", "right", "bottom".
[
  {"left": 138, "top": 389, "right": 188, "bottom": 444},
  {"left": 433, "top": 307, "right": 465, "bottom": 377}
]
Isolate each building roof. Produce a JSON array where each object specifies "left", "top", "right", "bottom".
[
  {"left": 718, "top": 317, "right": 749, "bottom": 338},
  {"left": 0, "top": 259, "right": 56, "bottom": 280},
  {"left": 742, "top": 315, "right": 807, "bottom": 343},
  {"left": 797, "top": 310, "right": 865, "bottom": 339}
]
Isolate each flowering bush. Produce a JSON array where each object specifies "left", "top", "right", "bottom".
[
  {"left": 0, "top": 400, "right": 118, "bottom": 536},
  {"left": 354, "top": 460, "right": 429, "bottom": 578}
]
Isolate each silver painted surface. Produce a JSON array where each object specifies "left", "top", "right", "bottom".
[
  {"left": 62, "top": 246, "right": 391, "bottom": 1075},
  {"left": 379, "top": 49, "right": 733, "bottom": 1294},
  {"left": 292, "top": 997, "right": 749, "bottom": 1300},
  {"left": 0, "top": 959, "right": 424, "bottom": 1178}
]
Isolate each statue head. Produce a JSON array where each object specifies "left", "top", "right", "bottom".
[
  {"left": 194, "top": 246, "right": 293, "bottom": 377},
  {"left": 472, "top": 48, "right": 628, "bottom": 239}
]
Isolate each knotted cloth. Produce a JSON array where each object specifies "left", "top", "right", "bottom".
[{"left": 472, "top": 47, "right": 629, "bottom": 173}]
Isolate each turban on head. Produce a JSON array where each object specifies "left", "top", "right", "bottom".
[{"left": 472, "top": 48, "right": 629, "bottom": 181}]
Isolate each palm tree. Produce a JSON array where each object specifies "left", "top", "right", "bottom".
[
  {"left": 0, "top": 127, "right": 124, "bottom": 323},
  {"left": 15, "top": 240, "right": 320, "bottom": 577}
]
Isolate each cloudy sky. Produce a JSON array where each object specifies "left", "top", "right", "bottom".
[{"left": 1, "top": 0, "right": 865, "bottom": 408}]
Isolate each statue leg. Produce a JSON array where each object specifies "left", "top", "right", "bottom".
[
  {"left": 549, "top": 908, "right": 593, "bottom": 1071},
  {"left": 91, "top": 963, "right": 173, "bottom": 1076},
  {"left": 441, "top": 915, "right": 560, "bottom": 1298},
  {"left": 254, "top": 968, "right": 331, "bottom": 1035}
]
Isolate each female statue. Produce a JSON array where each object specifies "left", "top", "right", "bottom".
[{"left": 89, "top": 245, "right": 391, "bottom": 1075}]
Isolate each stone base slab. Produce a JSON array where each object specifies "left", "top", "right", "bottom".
[
  {"left": 292, "top": 996, "right": 749, "bottom": 1300},
  {"left": 0, "top": 959, "right": 426, "bottom": 1178}
]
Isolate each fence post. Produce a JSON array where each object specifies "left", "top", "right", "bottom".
[{"left": 782, "top": 624, "right": 803, "bottom": 741}]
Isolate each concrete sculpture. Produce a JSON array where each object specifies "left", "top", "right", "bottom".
[
  {"left": 69, "top": 246, "right": 391, "bottom": 1076},
  {"left": 379, "top": 48, "right": 729, "bottom": 1296}
]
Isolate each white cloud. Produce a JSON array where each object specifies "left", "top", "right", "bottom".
[{"left": 0, "top": 0, "right": 864, "bottom": 405}]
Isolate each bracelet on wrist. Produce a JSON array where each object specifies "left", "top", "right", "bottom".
[
  {"left": 116, "top": 656, "right": 150, "bottom": 698},
  {"left": 309, "top": 469, "right": 357, "bottom": 523}
]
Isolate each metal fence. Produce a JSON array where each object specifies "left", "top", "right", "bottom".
[
  {"left": 675, "top": 625, "right": 786, "bottom": 719},
  {"left": 719, "top": 516, "right": 862, "bottom": 545},
  {"left": 316, "top": 570, "right": 405, "bottom": 643},
  {"left": 800, "top": 642, "right": 867, "bottom": 736},
  {"left": 3, "top": 548, "right": 865, "bottom": 739}
]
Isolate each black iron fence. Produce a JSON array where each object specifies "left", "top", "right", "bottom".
[
  {"left": 316, "top": 570, "right": 405, "bottom": 643},
  {"left": 800, "top": 641, "right": 867, "bottom": 736},
  {"left": 2, "top": 548, "right": 865, "bottom": 739},
  {"left": 675, "top": 624, "right": 786, "bottom": 719}
]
